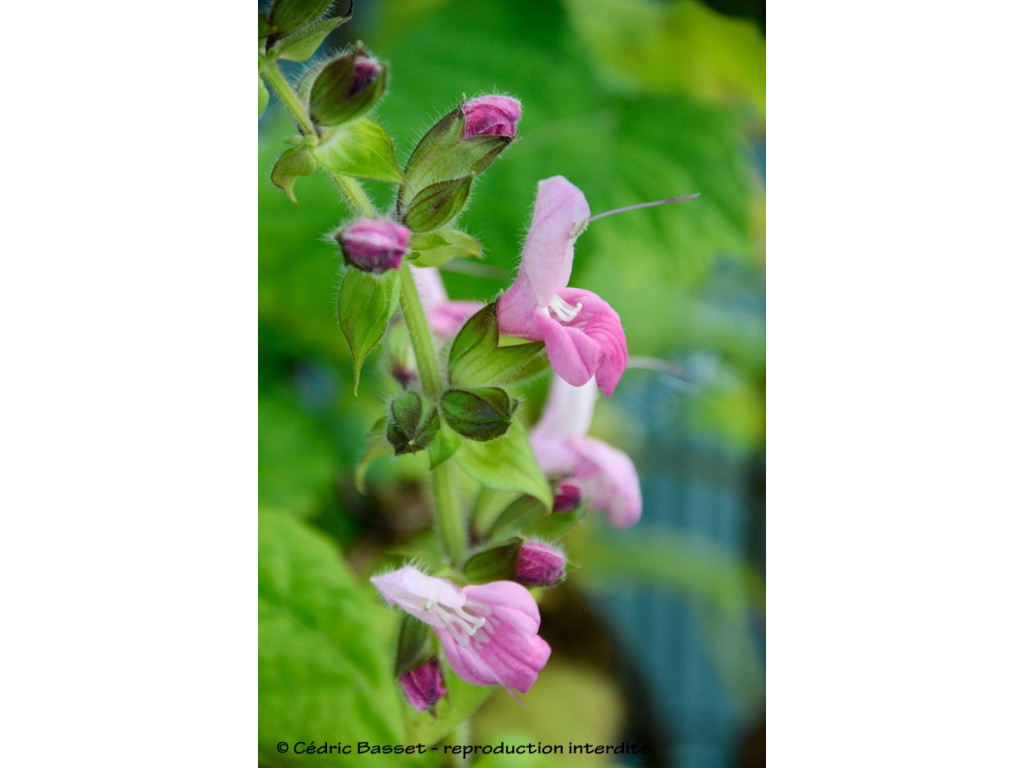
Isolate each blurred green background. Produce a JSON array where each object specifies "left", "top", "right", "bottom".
[{"left": 259, "top": 0, "right": 765, "bottom": 765}]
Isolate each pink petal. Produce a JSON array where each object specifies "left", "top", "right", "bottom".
[
  {"left": 370, "top": 566, "right": 464, "bottom": 628},
  {"left": 438, "top": 581, "right": 551, "bottom": 694},
  {"left": 501, "top": 176, "right": 590, "bottom": 313},
  {"left": 532, "top": 376, "right": 598, "bottom": 441},
  {"left": 427, "top": 301, "right": 484, "bottom": 337},
  {"left": 411, "top": 266, "right": 484, "bottom": 337},
  {"left": 527, "top": 289, "right": 627, "bottom": 396},
  {"left": 571, "top": 436, "right": 643, "bottom": 528},
  {"left": 410, "top": 266, "right": 447, "bottom": 311}
]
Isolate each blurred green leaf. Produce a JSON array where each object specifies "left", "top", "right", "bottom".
[
  {"left": 259, "top": 76, "right": 269, "bottom": 118},
  {"left": 258, "top": 391, "right": 338, "bottom": 519},
  {"left": 455, "top": 421, "right": 552, "bottom": 509},
  {"left": 314, "top": 117, "right": 404, "bottom": 184},
  {"left": 564, "top": 0, "right": 765, "bottom": 117},
  {"left": 259, "top": 513, "right": 404, "bottom": 764}
]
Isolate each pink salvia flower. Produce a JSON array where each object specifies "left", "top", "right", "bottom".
[
  {"left": 371, "top": 565, "right": 551, "bottom": 694},
  {"left": 462, "top": 96, "right": 521, "bottom": 138},
  {"left": 531, "top": 376, "right": 642, "bottom": 528},
  {"left": 410, "top": 266, "right": 483, "bottom": 337},
  {"left": 496, "top": 176, "right": 628, "bottom": 396},
  {"left": 399, "top": 659, "right": 447, "bottom": 711},
  {"left": 337, "top": 219, "right": 411, "bottom": 274}
]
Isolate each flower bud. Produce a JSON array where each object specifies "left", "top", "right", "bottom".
[
  {"left": 553, "top": 483, "right": 582, "bottom": 513},
  {"left": 385, "top": 391, "right": 440, "bottom": 456},
  {"left": 515, "top": 540, "right": 566, "bottom": 587},
  {"left": 336, "top": 219, "right": 411, "bottom": 274},
  {"left": 462, "top": 96, "right": 521, "bottom": 139},
  {"left": 399, "top": 659, "right": 447, "bottom": 712},
  {"left": 309, "top": 46, "right": 387, "bottom": 127},
  {"left": 440, "top": 387, "right": 517, "bottom": 441}
]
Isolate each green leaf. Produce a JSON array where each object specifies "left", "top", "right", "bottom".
[
  {"left": 314, "top": 117, "right": 404, "bottom": 184},
  {"left": 407, "top": 229, "right": 480, "bottom": 267},
  {"left": 259, "top": 391, "right": 338, "bottom": 519},
  {"left": 258, "top": 12, "right": 271, "bottom": 38},
  {"left": 447, "top": 304, "right": 548, "bottom": 388},
  {"left": 336, "top": 268, "right": 400, "bottom": 392},
  {"left": 270, "top": 146, "right": 316, "bottom": 204},
  {"left": 564, "top": 0, "right": 766, "bottom": 117},
  {"left": 271, "top": 17, "right": 344, "bottom": 62},
  {"left": 268, "top": 0, "right": 333, "bottom": 36},
  {"left": 427, "top": 424, "right": 462, "bottom": 469},
  {"left": 258, "top": 76, "right": 269, "bottom": 118},
  {"left": 259, "top": 513, "right": 404, "bottom": 764},
  {"left": 521, "top": 505, "right": 587, "bottom": 541},
  {"left": 455, "top": 421, "right": 552, "bottom": 509},
  {"left": 402, "top": 175, "right": 473, "bottom": 232},
  {"left": 462, "top": 538, "right": 522, "bottom": 583}
]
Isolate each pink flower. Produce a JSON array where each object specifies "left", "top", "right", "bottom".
[
  {"left": 410, "top": 266, "right": 483, "bottom": 337},
  {"left": 496, "top": 176, "right": 627, "bottom": 396},
  {"left": 337, "top": 219, "right": 411, "bottom": 273},
  {"left": 462, "top": 96, "right": 521, "bottom": 138},
  {"left": 531, "top": 376, "right": 642, "bottom": 528},
  {"left": 371, "top": 565, "right": 551, "bottom": 694},
  {"left": 399, "top": 659, "right": 447, "bottom": 711}
]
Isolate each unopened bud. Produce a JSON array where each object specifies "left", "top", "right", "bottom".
[
  {"left": 399, "top": 659, "right": 447, "bottom": 711},
  {"left": 553, "top": 483, "right": 582, "bottom": 513},
  {"left": 386, "top": 391, "right": 440, "bottom": 455},
  {"left": 515, "top": 540, "right": 566, "bottom": 587},
  {"left": 309, "top": 46, "right": 387, "bottom": 127},
  {"left": 462, "top": 96, "right": 521, "bottom": 139},
  {"left": 440, "top": 387, "right": 517, "bottom": 441},
  {"left": 337, "top": 219, "right": 411, "bottom": 273}
]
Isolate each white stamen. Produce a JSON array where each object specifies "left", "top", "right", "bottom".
[
  {"left": 548, "top": 294, "right": 583, "bottom": 323},
  {"left": 428, "top": 602, "right": 487, "bottom": 642}
]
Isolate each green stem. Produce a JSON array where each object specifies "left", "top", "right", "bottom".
[
  {"left": 259, "top": 57, "right": 376, "bottom": 217},
  {"left": 329, "top": 173, "right": 376, "bottom": 218},
  {"left": 258, "top": 58, "right": 316, "bottom": 136},
  {"left": 398, "top": 263, "right": 466, "bottom": 564}
]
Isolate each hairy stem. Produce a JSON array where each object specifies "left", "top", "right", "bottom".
[
  {"left": 258, "top": 58, "right": 316, "bottom": 136},
  {"left": 398, "top": 263, "right": 465, "bottom": 564}
]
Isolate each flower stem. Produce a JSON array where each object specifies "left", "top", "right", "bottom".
[
  {"left": 261, "top": 56, "right": 461, "bottom": 560},
  {"left": 258, "top": 58, "right": 316, "bottom": 136},
  {"left": 259, "top": 57, "right": 376, "bottom": 217},
  {"left": 397, "top": 263, "right": 465, "bottom": 565}
]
